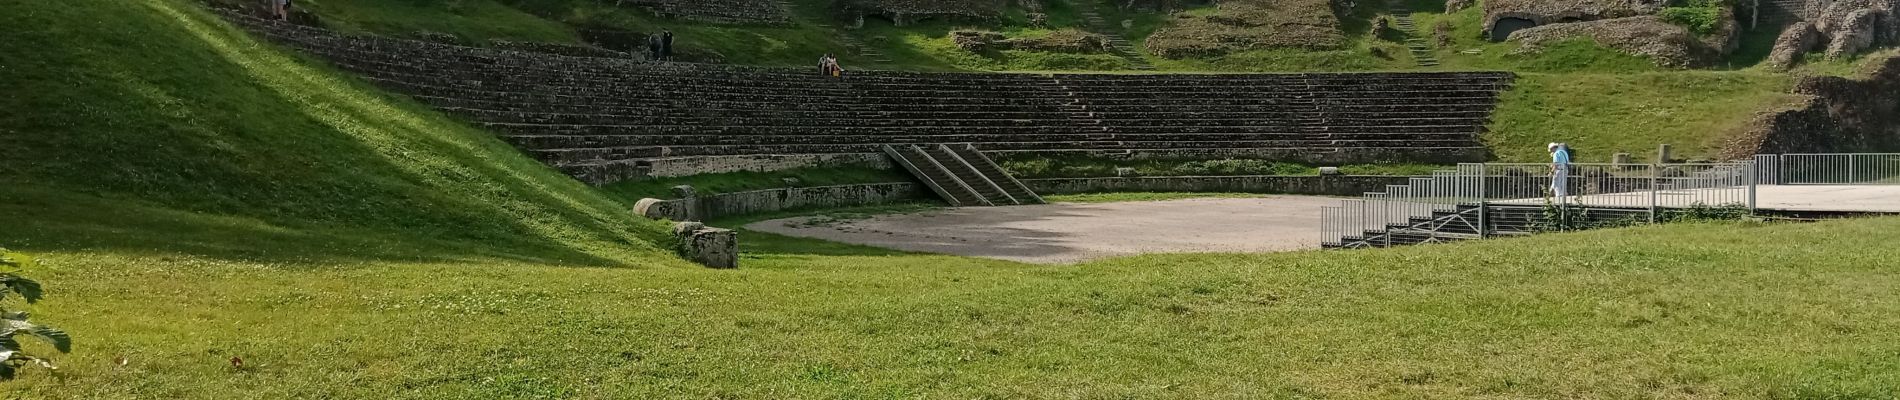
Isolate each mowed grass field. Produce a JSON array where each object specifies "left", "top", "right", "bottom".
[{"left": 4, "top": 211, "right": 1900, "bottom": 397}]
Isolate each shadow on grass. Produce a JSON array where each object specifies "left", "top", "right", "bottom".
[{"left": 0, "top": 187, "right": 637, "bottom": 268}]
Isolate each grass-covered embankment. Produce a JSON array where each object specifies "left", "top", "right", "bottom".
[
  {"left": 0, "top": 0, "right": 674, "bottom": 265},
  {"left": 1485, "top": 72, "right": 1799, "bottom": 162}
]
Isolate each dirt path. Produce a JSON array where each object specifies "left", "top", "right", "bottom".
[{"left": 745, "top": 196, "right": 1339, "bottom": 264}]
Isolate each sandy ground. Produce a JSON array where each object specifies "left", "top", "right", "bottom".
[{"left": 745, "top": 196, "right": 1339, "bottom": 264}]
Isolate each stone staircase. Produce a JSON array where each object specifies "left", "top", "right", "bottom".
[
  {"left": 1389, "top": 2, "right": 1440, "bottom": 67},
  {"left": 818, "top": 23, "right": 893, "bottom": 64},
  {"left": 1071, "top": 0, "right": 1155, "bottom": 70},
  {"left": 1326, "top": 203, "right": 1650, "bottom": 248},
  {"left": 883, "top": 144, "right": 1043, "bottom": 206},
  {"left": 1756, "top": 0, "right": 1810, "bottom": 28}
]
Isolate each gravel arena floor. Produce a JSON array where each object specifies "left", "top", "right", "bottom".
[{"left": 746, "top": 196, "right": 1339, "bottom": 264}]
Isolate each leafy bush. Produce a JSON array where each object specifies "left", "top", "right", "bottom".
[
  {"left": 1663, "top": 202, "right": 1751, "bottom": 222},
  {"left": 1658, "top": 4, "right": 1725, "bottom": 35},
  {"left": 0, "top": 248, "right": 70, "bottom": 379}
]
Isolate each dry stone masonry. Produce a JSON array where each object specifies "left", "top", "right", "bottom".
[
  {"left": 616, "top": 0, "right": 792, "bottom": 25},
  {"left": 221, "top": 11, "right": 1515, "bottom": 187},
  {"left": 1767, "top": 0, "right": 1899, "bottom": 68},
  {"left": 1484, "top": 0, "right": 1668, "bottom": 41}
]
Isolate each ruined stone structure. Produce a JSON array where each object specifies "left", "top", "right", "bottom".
[
  {"left": 837, "top": 0, "right": 1007, "bottom": 25},
  {"left": 1508, "top": 14, "right": 1737, "bottom": 68},
  {"left": 1483, "top": 0, "right": 1668, "bottom": 41},
  {"left": 1769, "top": 0, "right": 1900, "bottom": 68},
  {"left": 1728, "top": 55, "right": 1900, "bottom": 157},
  {"left": 615, "top": 0, "right": 792, "bottom": 25},
  {"left": 225, "top": 12, "right": 1515, "bottom": 187}
]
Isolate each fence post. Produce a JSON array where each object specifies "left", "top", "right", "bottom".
[
  {"left": 1747, "top": 160, "right": 1759, "bottom": 211},
  {"left": 1850, "top": 154, "right": 1859, "bottom": 183},
  {"left": 1776, "top": 154, "right": 1785, "bottom": 185},
  {"left": 1648, "top": 164, "right": 1660, "bottom": 224},
  {"left": 1477, "top": 164, "right": 1488, "bottom": 239}
]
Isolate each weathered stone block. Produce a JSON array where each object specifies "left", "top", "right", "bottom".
[
  {"left": 634, "top": 197, "right": 695, "bottom": 221},
  {"left": 674, "top": 223, "right": 738, "bottom": 269}
]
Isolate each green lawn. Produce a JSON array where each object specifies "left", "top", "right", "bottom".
[{"left": 8, "top": 206, "right": 1900, "bottom": 397}]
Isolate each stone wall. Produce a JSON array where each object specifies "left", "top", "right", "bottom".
[
  {"left": 632, "top": 176, "right": 1421, "bottom": 221},
  {"left": 637, "top": 182, "right": 929, "bottom": 221},
  {"left": 1022, "top": 175, "right": 1415, "bottom": 196},
  {"left": 1725, "top": 54, "right": 1900, "bottom": 157},
  {"left": 701, "top": 183, "right": 927, "bottom": 218}
]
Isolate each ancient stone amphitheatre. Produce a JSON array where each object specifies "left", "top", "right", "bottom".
[{"left": 4, "top": 0, "right": 1900, "bottom": 396}]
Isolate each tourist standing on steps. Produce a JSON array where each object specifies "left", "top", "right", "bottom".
[
  {"left": 266, "top": 0, "right": 289, "bottom": 21},
  {"left": 647, "top": 33, "right": 663, "bottom": 61},
  {"left": 1549, "top": 142, "right": 1572, "bottom": 201},
  {"left": 818, "top": 53, "right": 832, "bottom": 75},
  {"left": 661, "top": 30, "right": 675, "bottom": 61}
]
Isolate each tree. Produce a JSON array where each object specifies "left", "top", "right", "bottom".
[{"left": 0, "top": 248, "right": 70, "bottom": 379}]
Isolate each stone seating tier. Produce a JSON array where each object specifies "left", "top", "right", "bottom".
[
  {"left": 502, "top": 132, "right": 1480, "bottom": 148},
  {"left": 617, "top": 0, "right": 792, "bottom": 25},
  {"left": 224, "top": 12, "right": 1517, "bottom": 183},
  {"left": 533, "top": 141, "right": 1489, "bottom": 163},
  {"left": 452, "top": 109, "right": 1500, "bottom": 126},
  {"left": 290, "top": 48, "right": 1508, "bottom": 99},
  {"left": 482, "top": 124, "right": 1491, "bottom": 137},
  {"left": 253, "top": 26, "right": 1509, "bottom": 88}
]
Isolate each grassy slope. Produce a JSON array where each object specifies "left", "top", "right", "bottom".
[
  {"left": 303, "top": 0, "right": 580, "bottom": 43},
  {"left": 8, "top": 211, "right": 1900, "bottom": 396},
  {"left": 1487, "top": 72, "right": 1799, "bottom": 162},
  {"left": 0, "top": 0, "right": 675, "bottom": 266}
]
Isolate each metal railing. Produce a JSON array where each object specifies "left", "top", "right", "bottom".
[
  {"left": 1766, "top": 153, "right": 1900, "bottom": 185},
  {"left": 1321, "top": 160, "right": 1757, "bottom": 248}
]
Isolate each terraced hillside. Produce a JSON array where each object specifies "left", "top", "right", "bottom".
[{"left": 229, "top": 12, "right": 1514, "bottom": 185}]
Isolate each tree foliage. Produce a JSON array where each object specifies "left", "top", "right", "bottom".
[{"left": 0, "top": 248, "right": 69, "bottom": 380}]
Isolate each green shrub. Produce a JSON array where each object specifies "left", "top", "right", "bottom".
[{"left": 1659, "top": 5, "right": 1724, "bottom": 35}]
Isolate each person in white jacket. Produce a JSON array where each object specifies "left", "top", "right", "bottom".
[{"left": 1549, "top": 142, "right": 1572, "bottom": 201}]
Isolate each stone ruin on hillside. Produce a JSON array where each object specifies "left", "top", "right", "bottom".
[
  {"left": 1479, "top": 0, "right": 1898, "bottom": 68},
  {"left": 1767, "top": 0, "right": 1900, "bottom": 69},
  {"left": 834, "top": 0, "right": 1009, "bottom": 26}
]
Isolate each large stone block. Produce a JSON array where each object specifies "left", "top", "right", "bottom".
[{"left": 674, "top": 223, "right": 738, "bottom": 269}]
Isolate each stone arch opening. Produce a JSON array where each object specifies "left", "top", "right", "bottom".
[{"left": 1490, "top": 17, "right": 1539, "bottom": 41}]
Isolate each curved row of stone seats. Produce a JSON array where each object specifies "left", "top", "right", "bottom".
[
  {"left": 279, "top": 45, "right": 1510, "bottom": 100},
  {"left": 410, "top": 94, "right": 1501, "bottom": 114},
  {"left": 243, "top": 21, "right": 1499, "bottom": 91},
  {"left": 531, "top": 140, "right": 1488, "bottom": 161},
  {"left": 221, "top": 12, "right": 1513, "bottom": 184},
  {"left": 480, "top": 122, "right": 1490, "bottom": 136},
  {"left": 617, "top": 0, "right": 792, "bottom": 25},
  {"left": 509, "top": 135, "right": 1482, "bottom": 155},
  {"left": 450, "top": 109, "right": 1499, "bottom": 127}
]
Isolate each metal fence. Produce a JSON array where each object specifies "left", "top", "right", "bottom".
[
  {"left": 1321, "top": 160, "right": 1757, "bottom": 247},
  {"left": 1764, "top": 153, "right": 1900, "bottom": 185}
]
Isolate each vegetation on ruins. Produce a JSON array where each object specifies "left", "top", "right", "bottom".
[{"left": 1659, "top": 0, "right": 1730, "bottom": 35}]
